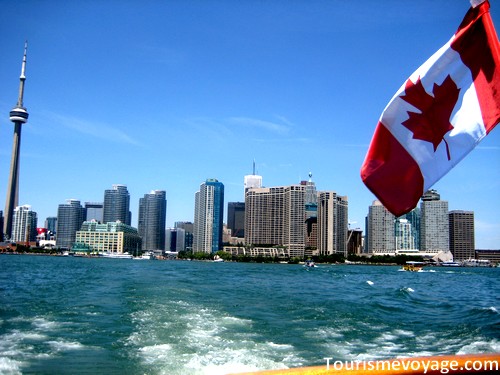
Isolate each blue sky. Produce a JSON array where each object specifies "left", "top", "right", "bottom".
[{"left": 1, "top": 0, "right": 499, "bottom": 249}]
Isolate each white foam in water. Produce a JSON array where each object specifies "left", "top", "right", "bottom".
[
  {"left": 127, "top": 299, "right": 300, "bottom": 374},
  {"left": 366, "top": 280, "right": 374, "bottom": 285},
  {"left": 0, "top": 321, "right": 56, "bottom": 374},
  {"left": 457, "top": 339, "right": 500, "bottom": 354},
  {"left": 31, "top": 317, "right": 59, "bottom": 331},
  {"left": 393, "top": 329, "right": 414, "bottom": 337},
  {"left": 0, "top": 357, "right": 23, "bottom": 375},
  {"left": 139, "top": 344, "right": 172, "bottom": 365},
  {"left": 401, "top": 287, "right": 414, "bottom": 293},
  {"left": 265, "top": 341, "right": 294, "bottom": 350},
  {"left": 47, "top": 340, "right": 85, "bottom": 352}
]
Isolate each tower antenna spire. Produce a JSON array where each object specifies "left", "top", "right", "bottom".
[
  {"left": 17, "top": 41, "right": 28, "bottom": 108},
  {"left": 253, "top": 159, "right": 256, "bottom": 175}
]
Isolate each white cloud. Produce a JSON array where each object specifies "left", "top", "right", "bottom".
[
  {"left": 228, "top": 117, "right": 290, "bottom": 135},
  {"left": 42, "top": 111, "right": 141, "bottom": 146}
]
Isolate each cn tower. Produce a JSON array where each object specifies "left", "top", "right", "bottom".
[{"left": 3, "top": 42, "right": 29, "bottom": 240}]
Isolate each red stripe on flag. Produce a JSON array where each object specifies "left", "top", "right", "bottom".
[
  {"left": 361, "top": 123, "right": 424, "bottom": 217},
  {"left": 452, "top": 0, "right": 500, "bottom": 133}
]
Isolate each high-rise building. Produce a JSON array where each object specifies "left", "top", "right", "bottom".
[
  {"left": 404, "top": 208, "right": 420, "bottom": 250},
  {"left": 395, "top": 218, "right": 417, "bottom": 251},
  {"left": 103, "top": 184, "right": 131, "bottom": 225},
  {"left": 175, "top": 221, "right": 193, "bottom": 251},
  {"left": 45, "top": 217, "right": 57, "bottom": 237},
  {"left": 56, "top": 199, "right": 86, "bottom": 249},
  {"left": 11, "top": 205, "right": 37, "bottom": 243},
  {"left": 366, "top": 200, "right": 395, "bottom": 254},
  {"left": 449, "top": 210, "right": 475, "bottom": 261},
  {"left": 303, "top": 173, "right": 318, "bottom": 206},
  {"left": 166, "top": 227, "right": 186, "bottom": 252},
  {"left": 85, "top": 202, "right": 104, "bottom": 223},
  {"left": 245, "top": 185, "right": 306, "bottom": 258},
  {"left": 4, "top": 43, "right": 29, "bottom": 239},
  {"left": 347, "top": 228, "right": 363, "bottom": 255},
  {"left": 317, "top": 191, "right": 349, "bottom": 256},
  {"left": 45, "top": 217, "right": 57, "bottom": 232},
  {"left": 193, "top": 179, "right": 224, "bottom": 253},
  {"left": 227, "top": 202, "right": 245, "bottom": 238},
  {"left": 245, "top": 186, "right": 285, "bottom": 248},
  {"left": 302, "top": 174, "right": 318, "bottom": 254},
  {"left": 138, "top": 190, "right": 167, "bottom": 251},
  {"left": 283, "top": 185, "right": 306, "bottom": 257},
  {"left": 420, "top": 190, "right": 449, "bottom": 253},
  {"left": 244, "top": 161, "right": 262, "bottom": 194}
]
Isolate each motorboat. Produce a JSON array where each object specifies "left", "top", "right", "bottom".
[
  {"left": 439, "top": 261, "right": 462, "bottom": 267},
  {"left": 304, "top": 259, "right": 316, "bottom": 268},
  {"left": 462, "top": 258, "right": 491, "bottom": 267},
  {"left": 135, "top": 251, "right": 155, "bottom": 260},
  {"left": 100, "top": 252, "right": 133, "bottom": 259},
  {"left": 400, "top": 261, "right": 424, "bottom": 272},
  {"left": 213, "top": 255, "right": 224, "bottom": 262}
]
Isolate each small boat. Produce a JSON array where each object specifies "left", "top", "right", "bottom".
[
  {"left": 100, "top": 252, "right": 133, "bottom": 259},
  {"left": 439, "top": 261, "right": 462, "bottom": 267},
  {"left": 400, "top": 261, "right": 424, "bottom": 272},
  {"left": 304, "top": 259, "right": 316, "bottom": 268},
  {"left": 134, "top": 251, "right": 155, "bottom": 260},
  {"left": 213, "top": 255, "right": 224, "bottom": 262},
  {"left": 461, "top": 258, "right": 491, "bottom": 267}
]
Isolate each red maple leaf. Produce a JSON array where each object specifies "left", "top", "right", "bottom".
[{"left": 400, "top": 75, "right": 460, "bottom": 160}]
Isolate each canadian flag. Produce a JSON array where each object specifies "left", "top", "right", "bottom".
[{"left": 361, "top": 0, "right": 500, "bottom": 217}]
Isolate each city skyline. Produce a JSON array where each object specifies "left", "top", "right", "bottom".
[{"left": 1, "top": 1, "right": 499, "bottom": 249}]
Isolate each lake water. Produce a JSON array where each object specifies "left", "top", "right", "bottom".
[{"left": 0, "top": 255, "right": 498, "bottom": 374}]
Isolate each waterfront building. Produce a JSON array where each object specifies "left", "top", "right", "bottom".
[
  {"left": 404, "top": 208, "right": 420, "bottom": 250},
  {"left": 223, "top": 245, "right": 289, "bottom": 258},
  {"left": 449, "top": 210, "right": 475, "bottom": 261},
  {"left": 103, "top": 184, "right": 131, "bottom": 225},
  {"left": 395, "top": 218, "right": 417, "bottom": 252},
  {"left": 56, "top": 199, "right": 86, "bottom": 249},
  {"left": 3, "top": 43, "right": 29, "bottom": 239},
  {"left": 193, "top": 179, "right": 224, "bottom": 253},
  {"left": 75, "top": 221, "right": 141, "bottom": 254},
  {"left": 420, "top": 190, "right": 449, "bottom": 253},
  {"left": 11, "top": 205, "right": 37, "bottom": 243},
  {"left": 304, "top": 216, "right": 317, "bottom": 255},
  {"left": 303, "top": 173, "right": 318, "bottom": 253},
  {"left": 227, "top": 202, "right": 245, "bottom": 238},
  {"left": 45, "top": 217, "right": 57, "bottom": 234},
  {"left": 138, "top": 190, "right": 167, "bottom": 251},
  {"left": 245, "top": 184, "right": 306, "bottom": 258},
  {"left": 303, "top": 173, "right": 318, "bottom": 207},
  {"left": 175, "top": 221, "right": 194, "bottom": 251},
  {"left": 85, "top": 202, "right": 104, "bottom": 223},
  {"left": 245, "top": 186, "right": 285, "bottom": 250},
  {"left": 347, "top": 228, "right": 363, "bottom": 255},
  {"left": 476, "top": 250, "right": 500, "bottom": 264},
  {"left": 166, "top": 227, "right": 186, "bottom": 252},
  {"left": 366, "top": 200, "right": 395, "bottom": 254},
  {"left": 317, "top": 191, "right": 349, "bottom": 256}
]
